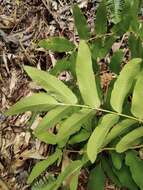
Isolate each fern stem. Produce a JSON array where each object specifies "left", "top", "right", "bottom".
[
  {"left": 88, "top": 32, "right": 114, "bottom": 41},
  {"left": 56, "top": 103, "right": 143, "bottom": 123},
  {"left": 65, "top": 144, "right": 143, "bottom": 156},
  {"left": 65, "top": 145, "right": 143, "bottom": 155}
]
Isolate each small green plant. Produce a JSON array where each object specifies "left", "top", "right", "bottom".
[{"left": 5, "top": 0, "right": 143, "bottom": 189}]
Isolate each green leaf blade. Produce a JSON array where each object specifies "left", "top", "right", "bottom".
[
  {"left": 109, "top": 50, "right": 124, "bottom": 74},
  {"left": 110, "top": 58, "right": 142, "bottom": 113},
  {"left": 95, "top": 0, "right": 107, "bottom": 34},
  {"left": 50, "top": 59, "right": 70, "bottom": 76},
  {"left": 110, "top": 151, "right": 123, "bottom": 170},
  {"left": 116, "top": 126, "right": 143, "bottom": 153},
  {"left": 24, "top": 66, "right": 77, "bottom": 104},
  {"left": 87, "top": 114, "right": 119, "bottom": 163},
  {"left": 104, "top": 119, "right": 137, "bottom": 146},
  {"left": 76, "top": 40, "right": 101, "bottom": 107},
  {"left": 69, "top": 129, "right": 90, "bottom": 145},
  {"left": 34, "top": 131, "right": 57, "bottom": 145},
  {"left": 131, "top": 71, "right": 143, "bottom": 119},
  {"left": 70, "top": 168, "right": 80, "bottom": 190},
  {"left": 34, "top": 106, "right": 74, "bottom": 145},
  {"left": 38, "top": 37, "right": 75, "bottom": 52},
  {"left": 27, "top": 149, "right": 62, "bottom": 184},
  {"left": 72, "top": 5, "right": 90, "bottom": 39},
  {"left": 5, "top": 93, "right": 57, "bottom": 116},
  {"left": 112, "top": 165, "right": 138, "bottom": 190},
  {"left": 101, "top": 158, "right": 121, "bottom": 187},
  {"left": 87, "top": 164, "right": 105, "bottom": 190},
  {"left": 35, "top": 106, "right": 73, "bottom": 133},
  {"left": 56, "top": 109, "right": 94, "bottom": 142},
  {"left": 49, "top": 160, "right": 83, "bottom": 190},
  {"left": 126, "top": 151, "right": 143, "bottom": 190}
]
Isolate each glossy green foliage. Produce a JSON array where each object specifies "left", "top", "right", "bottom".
[
  {"left": 72, "top": 5, "right": 90, "bottom": 39},
  {"left": 112, "top": 165, "right": 138, "bottom": 190},
  {"left": 57, "top": 109, "right": 94, "bottom": 142},
  {"left": 91, "top": 36, "right": 115, "bottom": 60},
  {"left": 69, "top": 129, "right": 90, "bottom": 144},
  {"left": 70, "top": 168, "right": 80, "bottom": 190},
  {"left": 50, "top": 59, "right": 71, "bottom": 76},
  {"left": 35, "top": 106, "right": 73, "bottom": 133},
  {"left": 34, "top": 130, "right": 57, "bottom": 145},
  {"left": 109, "top": 50, "right": 124, "bottom": 74},
  {"left": 31, "top": 174, "right": 55, "bottom": 190},
  {"left": 131, "top": 71, "right": 143, "bottom": 119},
  {"left": 110, "top": 58, "right": 142, "bottom": 113},
  {"left": 87, "top": 114, "right": 119, "bottom": 163},
  {"left": 111, "top": 0, "right": 139, "bottom": 35},
  {"left": 87, "top": 164, "right": 105, "bottom": 190},
  {"left": 46, "top": 160, "right": 83, "bottom": 190},
  {"left": 38, "top": 37, "right": 75, "bottom": 52},
  {"left": 104, "top": 119, "right": 137, "bottom": 146},
  {"left": 24, "top": 66, "right": 77, "bottom": 104},
  {"left": 128, "top": 34, "right": 143, "bottom": 58},
  {"left": 95, "top": 0, "right": 107, "bottom": 34},
  {"left": 27, "top": 149, "right": 62, "bottom": 184},
  {"left": 5, "top": 93, "right": 57, "bottom": 115},
  {"left": 126, "top": 151, "right": 143, "bottom": 189},
  {"left": 101, "top": 158, "right": 121, "bottom": 187},
  {"left": 76, "top": 40, "right": 101, "bottom": 107},
  {"left": 116, "top": 126, "right": 143, "bottom": 152},
  {"left": 110, "top": 151, "right": 123, "bottom": 170},
  {"left": 50, "top": 52, "right": 77, "bottom": 78},
  {"left": 107, "top": 0, "right": 125, "bottom": 23},
  {"left": 34, "top": 107, "right": 74, "bottom": 144},
  {"left": 32, "top": 161, "right": 83, "bottom": 190}
]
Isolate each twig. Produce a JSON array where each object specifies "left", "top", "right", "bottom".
[
  {"left": 65, "top": 149, "right": 86, "bottom": 154},
  {"left": 19, "top": 40, "right": 35, "bottom": 64},
  {"left": 88, "top": 33, "right": 114, "bottom": 42},
  {"left": 41, "top": 0, "right": 61, "bottom": 29}
]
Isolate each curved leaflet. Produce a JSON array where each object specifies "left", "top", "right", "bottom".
[
  {"left": 38, "top": 37, "right": 75, "bottom": 52},
  {"left": 27, "top": 149, "right": 62, "bottom": 184},
  {"left": 110, "top": 58, "right": 142, "bottom": 113},
  {"left": 87, "top": 164, "right": 105, "bottom": 190},
  {"left": 87, "top": 114, "right": 119, "bottom": 163},
  {"left": 95, "top": 0, "right": 107, "bottom": 34},
  {"left": 126, "top": 151, "right": 143, "bottom": 190},
  {"left": 35, "top": 106, "right": 73, "bottom": 133},
  {"left": 45, "top": 160, "right": 83, "bottom": 190},
  {"left": 24, "top": 66, "right": 77, "bottom": 104},
  {"left": 104, "top": 119, "right": 137, "bottom": 146},
  {"left": 116, "top": 126, "right": 143, "bottom": 153},
  {"left": 101, "top": 158, "right": 121, "bottom": 187},
  {"left": 76, "top": 40, "right": 101, "bottom": 107},
  {"left": 5, "top": 93, "right": 57, "bottom": 115},
  {"left": 56, "top": 109, "right": 94, "bottom": 142},
  {"left": 72, "top": 5, "right": 90, "bottom": 39},
  {"left": 110, "top": 151, "right": 123, "bottom": 170},
  {"left": 69, "top": 129, "right": 90, "bottom": 144},
  {"left": 112, "top": 165, "right": 138, "bottom": 190},
  {"left": 131, "top": 71, "right": 143, "bottom": 119}
]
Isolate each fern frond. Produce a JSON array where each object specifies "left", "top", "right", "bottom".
[
  {"left": 106, "top": 0, "right": 125, "bottom": 23},
  {"left": 31, "top": 173, "right": 55, "bottom": 190}
]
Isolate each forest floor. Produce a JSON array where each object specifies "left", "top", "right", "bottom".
[{"left": 0, "top": 0, "right": 120, "bottom": 189}]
